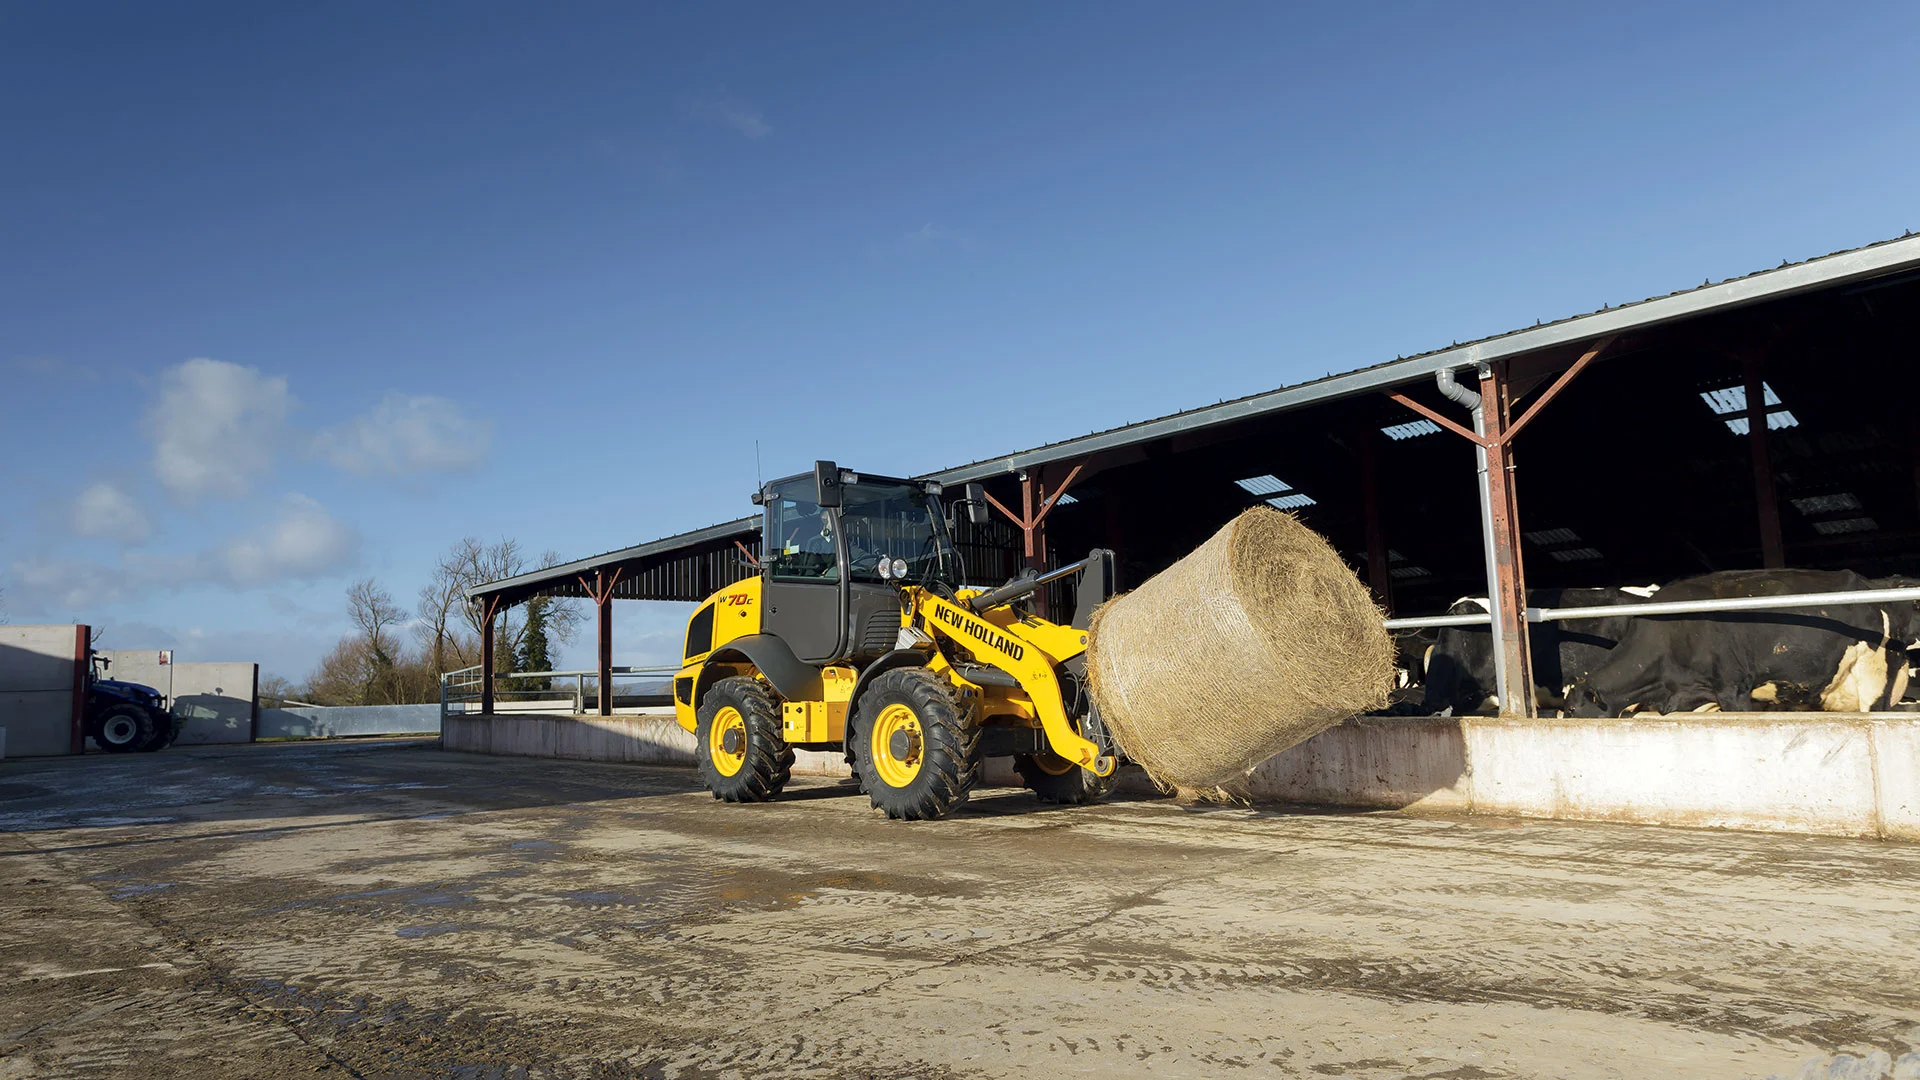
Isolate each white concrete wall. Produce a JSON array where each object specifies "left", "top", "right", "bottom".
[
  {"left": 97, "top": 650, "right": 174, "bottom": 702},
  {"left": 97, "top": 653, "right": 256, "bottom": 745},
  {"left": 0, "top": 625, "right": 86, "bottom": 757},
  {"left": 442, "top": 709, "right": 858, "bottom": 776},
  {"left": 259, "top": 704, "right": 439, "bottom": 739},
  {"left": 442, "top": 710, "right": 1920, "bottom": 840},
  {"left": 1202, "top": 713, "right": 1920, "bottom": 840},
  {"left": 168, "top": 663, "right": 256, "bottom": 745}
]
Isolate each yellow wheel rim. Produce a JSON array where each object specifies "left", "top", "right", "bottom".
[
  {"left": 708, "top": 706, "right": 746, "bottom": 777},
  {"left": 869, "top": 703, "right": 925, "bottom": 788}
]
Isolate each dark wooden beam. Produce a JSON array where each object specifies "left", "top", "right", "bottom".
[{"left": 1743, "top": 352, "right": 1785, "bottom": 569}]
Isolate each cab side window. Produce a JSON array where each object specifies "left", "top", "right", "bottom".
[{"left": 766, "top": 483, "right": 838, "bottom": 581}]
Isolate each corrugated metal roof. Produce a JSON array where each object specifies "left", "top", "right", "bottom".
[
  {"left": 469, "top": 516, "right": 758, "bottom": 601},
  {"left": 925, "top": 232, "right": 1920, "bottom": 485},
  {"left": 471, "top": 231, "right": 1920, "bottom": 602}
]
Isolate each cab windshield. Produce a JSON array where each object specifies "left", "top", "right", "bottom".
[{"left": 765, "top": 477, "right": 958, "bottom": 585}]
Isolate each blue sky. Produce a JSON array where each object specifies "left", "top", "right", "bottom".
[{"left": 3, "top": 2, "right": 1917, "bottom": 682}]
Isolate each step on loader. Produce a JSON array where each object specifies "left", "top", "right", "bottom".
[{"left": 673, "top": 461, "right": 1121, "bottom": 820}]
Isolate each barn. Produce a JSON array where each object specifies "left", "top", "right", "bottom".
[{"left": 469, "top": 233, "right": 1920, "bottom": 724}]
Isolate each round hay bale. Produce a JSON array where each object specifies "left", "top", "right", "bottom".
[{"left": 1086, "top": 506, "right": 1393, "bottom": 795}]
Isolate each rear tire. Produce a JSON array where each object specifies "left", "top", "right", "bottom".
[
  {"left": 850, "top": 668, "right": 979, "bottom": 820},
  {"left": 94, "top": 704, "right": 156, "bottom": 754},
  {"left": 1014, "top": 752, "right": 1115, "bottom": 805},
  {"left": 696, "top": 677, "right": 793, "bottom": 802}
]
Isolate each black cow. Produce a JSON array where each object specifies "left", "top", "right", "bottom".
[
  {"left": 1421, "top": 587, "right": 1648, "bottom": 715},
  {"left": 1565, "top": 569, "right": 1920, "bottom": 717}
]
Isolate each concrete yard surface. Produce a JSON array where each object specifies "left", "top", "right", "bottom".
[{"left": 1, "top": 741, "right": 1916, "bottom": 1079}]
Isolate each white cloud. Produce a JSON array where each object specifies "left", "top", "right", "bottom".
[
  {"left": 72, "top": 482, "right": 152, "bottom": 543},
  {"left": 215, "top": 494, "right": 358, "bottom": 586},
  {"left": 903, "top": 222, "right": 974, "bottom": 250},
  {"left": 313, "top": 393, "right": 492, "bottom": 477},
  {"left": 147, "top": 358, "right": 292, "bottom": 499},
  {"left": 7, "top": 493, "right": 358, "bottom": 615},
  {"left": 10, "top": 355, "right": 97, "bottom": 381},
  {"left": 6, "top": 557, "right": 134, "bottom": 612},
  {"left": 718, "top": 104, "right": 772, "bottom": 139},
  {"left": 689, "top": 98, "right": 772, "bottom": 139}
]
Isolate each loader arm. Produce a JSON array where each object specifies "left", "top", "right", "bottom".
[{"left": 914, "top": 592, "right": 1113, "bottom": 776}]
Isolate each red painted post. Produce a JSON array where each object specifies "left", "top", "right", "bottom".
[
  {"left": 597, "top": 576, "right": 614, "bottom": 718},
  {"left": 1023, "top": 473, "right": 1048, "bottom": 618},
  {"left": 1744, "top": 353, "right": 1785, "bottom": 569},
  {"left": 1480, "top": 364, "right": 1534, "bottom": 719},
  {"left": 71, "top": 624, "right": 90, "bottom": 754},
  {"left": 479, "top": 598, "right": 496, "bottom": 716}
]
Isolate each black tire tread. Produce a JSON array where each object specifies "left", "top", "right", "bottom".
[
  {"left": 1013, "top": 753, "right": 1116, "bottom": 805},
  {"left": 851, "top": 667, "right": 980, "bottom": 821},
  {"left": 93, "top": 703, "right": 156, "bottom": 754},
  {"left": 696, "top": 677, "right": 794, "bottom": 802}
]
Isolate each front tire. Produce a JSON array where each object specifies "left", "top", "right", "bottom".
[
  {"left": 695, "top": 677, "right": 793, "bottom": 802},
  {"left": 850, "top": 668, "right": 979, "bottom": 820},
  {"left": 94, "top": 704, "right": 156, "bottom": 754}
]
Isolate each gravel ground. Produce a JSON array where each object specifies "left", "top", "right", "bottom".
[{"left": 1, "top": 737, "right": 1916, "bottom": 1079}]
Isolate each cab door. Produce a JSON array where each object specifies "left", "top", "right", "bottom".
[{"left": 761, "top": 480, "right": 845, "bottom": 663}]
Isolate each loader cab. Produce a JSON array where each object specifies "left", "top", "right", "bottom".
[{"left": 758, "top": 462, "right": 961, "bottom": 664}]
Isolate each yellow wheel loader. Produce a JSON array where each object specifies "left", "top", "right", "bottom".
[{"left": 672, "top": 461, "right": 1121, "bottom": 820}]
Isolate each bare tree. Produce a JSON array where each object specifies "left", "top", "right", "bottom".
[
  {"left": 418, "top": 537, "right": 484, "bottom": 678},
  {"left": 424, "top": 538, "right": 582, "bottom": 673},
  {"left": 257, "top": 672, "right": 301, "bottom": 708},
  {"left": 304, "top": 581, "right": 438, "bottom": 706},
  {"left": 345, "top": 578, "right": 409, "bottom": 704}
]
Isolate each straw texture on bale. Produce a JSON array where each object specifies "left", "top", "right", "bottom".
[{"left": 1085, "top": 507, "right": 1394, "bottom": 796}]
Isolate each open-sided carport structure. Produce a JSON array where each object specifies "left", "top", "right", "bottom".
[{"left": 469, "top": 233, "right": 1920, "bottom": 720}]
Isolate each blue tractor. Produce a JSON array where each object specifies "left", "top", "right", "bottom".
[{"left": 87, "top": 653, "right": 176, "bottom": 753}]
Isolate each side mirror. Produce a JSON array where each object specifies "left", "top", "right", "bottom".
[
  {"left": 814, "top": 460, "right": 843, "bottom": 508},
  {"left": 964, "top": 482, "right": 989, "bottom": 526}
]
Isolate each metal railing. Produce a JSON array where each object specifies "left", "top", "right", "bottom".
[
  {"left": 1382, "top": 585, "right": 1920, "bottom": 631},
  {"left": 440, "top": 664, "right": 682, "bottom": 723}
]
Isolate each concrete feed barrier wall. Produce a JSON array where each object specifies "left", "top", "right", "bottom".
[
  {"left": 99, "top": 653, "right": 258, "bottom": 746},
  {"left": 0, "top": 625, "right": 86, "bottom": 757},
  {"left": 259, "top": 704, "right": 441, "bottom": 739},
  {"left": 444, "top": 710, "right": 1920, "bottom": 840},
  {"left": 441, "top": 710, "right": 857, "bottom": 776},
  {"left": 167, "top": 663, "right": 257, "bottom": 745},
  {"left": 1224, "top": 713, "right": 1919, "bottom": 839}
]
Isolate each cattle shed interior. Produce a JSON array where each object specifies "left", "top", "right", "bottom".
[{"left": 470, "top": 235, "right": 1920, "bottom": 717}]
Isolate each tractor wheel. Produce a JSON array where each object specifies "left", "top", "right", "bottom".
[
  {"left": 695, "top": 677, "right": 793, "bottom": 802},
  {"left": 137, "top": 711, "right": 178, "bottom": 752},
  {"left": 94, "top": 704, "right": 156, "bottom": 754},
  {"left": 1014, "top": 751, "right": 1116, "bottom": 805},
  {"left": 850, "top": 667, "right": 980, "bottom": 820}
]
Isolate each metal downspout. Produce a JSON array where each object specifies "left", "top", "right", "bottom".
[{"left": 1437, "top": 365, "right": 1510, "bottom": 710}]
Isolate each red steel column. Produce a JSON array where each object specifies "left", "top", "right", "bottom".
[
  {"left": 71, "top": 625, "right": 90, "bottom": 754},
  {"left": 479, "top": 599, "right": 496, "bottom": 716},
  {"left": 1022, "top": 472, "right": 1048, "bottom": 619},
  {"left": 1481, "top": 364, "right": 1534, "bottom": 718},
  {"left": 1743, "top": 353, "right": 1785, "bottom": 569},
  {"left": 596, "top": 577, "right": 614, "bottom": 717}
]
